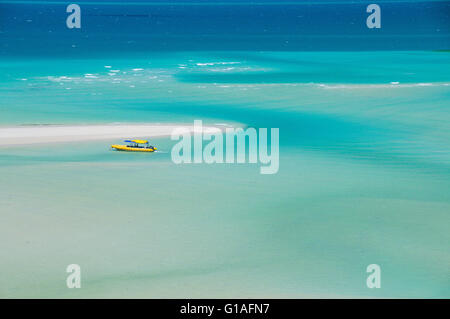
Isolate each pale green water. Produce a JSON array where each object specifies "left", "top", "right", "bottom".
[{"left": 0, "top": 51, "right": 449, "bottom": 298}]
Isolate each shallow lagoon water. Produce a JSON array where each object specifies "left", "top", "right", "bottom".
[{"left": 0, "top": 51, "right": 449, "bottom": 298}]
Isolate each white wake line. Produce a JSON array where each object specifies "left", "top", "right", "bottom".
[{"left": 0, "top": 123, "right": 232, "bottom": 146}]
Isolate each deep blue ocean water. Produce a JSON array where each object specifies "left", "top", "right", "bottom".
[{"left": 1, "top": 0, "right": 449, "bottom": 55}]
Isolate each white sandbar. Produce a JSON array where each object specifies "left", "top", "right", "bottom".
[{"left": 0, "top": 123, "right": 231, "bottom": 146}]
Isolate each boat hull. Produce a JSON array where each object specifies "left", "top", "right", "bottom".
[{"left": 111, "top": 145, "right": 156, "bottom": 152}]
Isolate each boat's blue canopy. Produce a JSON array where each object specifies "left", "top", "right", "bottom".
[{"left": 124, "top": 139, "right": 148, "bottom": 144}]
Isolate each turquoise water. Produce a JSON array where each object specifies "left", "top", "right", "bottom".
[{"left": 1, "top": 51, "right": 450, "bottom": 298}]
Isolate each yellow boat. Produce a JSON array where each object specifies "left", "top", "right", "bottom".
[{"left": 111, "top": 139, "right": 157, "bottom": 152}]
